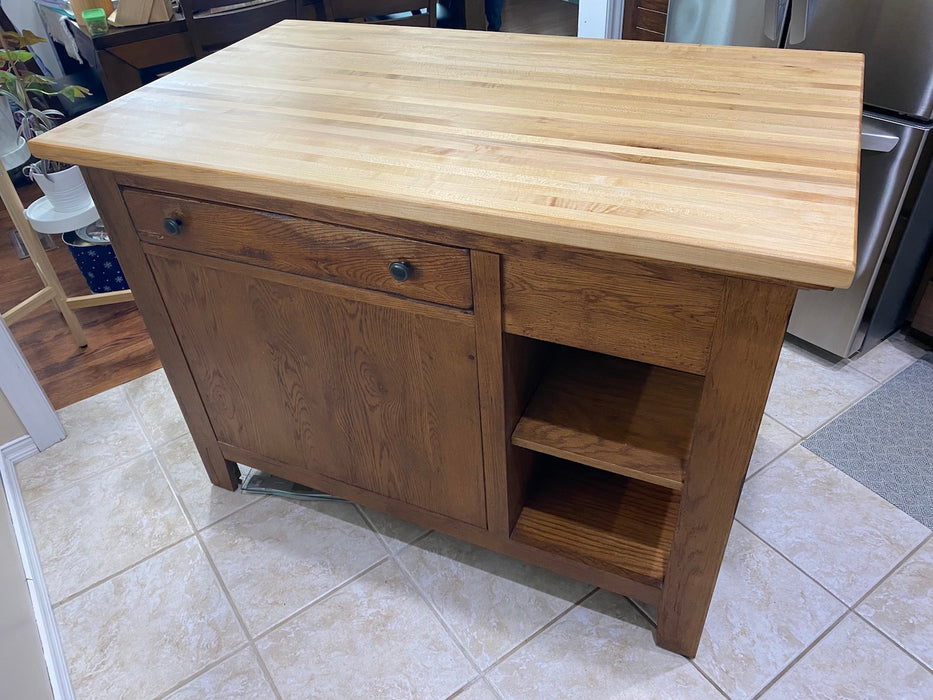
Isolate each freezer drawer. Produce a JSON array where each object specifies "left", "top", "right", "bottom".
[
  {"left": 787, "top": 113, "right": 931, "bottom": 357},
  {"left": 788, "top": 0, "right": 933, "bottom": 119},
  {"left": 665, "top": 0, "right": 788, "bottom": 47}
]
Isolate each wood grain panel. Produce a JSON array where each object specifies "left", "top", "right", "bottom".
[
  {"left": 471, "top": 250, "right": 508, "bottom": 535},
  {"left": 148, "top": 251, "right": 486, "bottom": 526},
  {"left": 511, "top": 457, "right": 680, "bottom": 587},
  {"left": 502, "top": 251, "right": 723, "bottom": 374},
  {"left": 124, "top": 189, "right": 473, "bottom": 309},
  {"left": 30, "top": 22, "right": 862, "bottom": 288},
  {"left": 656, "top": 278, "right": 797, "bottom": 657},
  {"left": 512, "top": 349, "right": 703, "bottom": 489},
  {"left": 82, "top": 168, "right": 239, "bottom": 489}
]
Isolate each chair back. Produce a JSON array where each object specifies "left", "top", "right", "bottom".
[
  {"left": 180, "top": 0, "right": 302, "bottom": 58},
  {"left": 322, "top": 0, "right": 436, "bottom": 26}
]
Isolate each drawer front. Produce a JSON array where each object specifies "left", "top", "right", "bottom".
[
  {"left": 502, "top": 252, "right": 724, "bottom": 374},
  {"left": 123, "top": 189, "right": 473, "bottom": 309}
]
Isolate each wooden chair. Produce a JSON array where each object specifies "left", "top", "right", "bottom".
[
  {"left": 179, "top": 0, "right": 302, "bottom": 58},
  {"left": 322, "top": 0, "right": 436, "bottom": 26}
]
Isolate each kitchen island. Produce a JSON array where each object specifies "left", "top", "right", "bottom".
[{"left": 30, "top": 21, "right": 863, "bottom": 657}]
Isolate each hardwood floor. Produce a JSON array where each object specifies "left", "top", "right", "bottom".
[
  {"left": 1, "top": 183, "right": 160, "bottom": 409},
  {"left": 1, "top": 3, "right": 576, "bottom": 410},
  {"left": 502, "top": 0, "right": 578, "bottom": 36}
]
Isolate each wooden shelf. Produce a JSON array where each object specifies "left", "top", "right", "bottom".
[
  {"left": 511, "top": 349, "right": 704, "bottom": 489},
  {"left": 511, "top": 458, "right": 680, "bottom": 587}
]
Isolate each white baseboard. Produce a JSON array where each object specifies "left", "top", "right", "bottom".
[{"left": 0, "top": 437, "right": 75, "bottom": 700}]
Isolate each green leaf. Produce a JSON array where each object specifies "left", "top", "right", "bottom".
[{"left": 1, "top": 30, "right": 47, "bottom": 49}]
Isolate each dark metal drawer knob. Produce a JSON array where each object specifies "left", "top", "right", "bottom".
[
  {"left": 389, "top": 261, "right": 412, "bottom": 282},
  {"left": 163, "top": 218, "right": 183, "bottom": 236}
]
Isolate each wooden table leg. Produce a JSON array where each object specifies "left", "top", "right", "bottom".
[{"left": 656, "top": 278, "right": 796, "bottom": 656}]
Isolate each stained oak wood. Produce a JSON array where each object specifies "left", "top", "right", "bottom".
[
  {"left": 148, "top": 250, "right": 486, "bottom": 526},
  {"left": 471, "top": 250, "right": 509, "bottom": 535},
  {"left": 123, "top": 189, "right": 473, "bottom": 309},
  {"left": 511, "top": 457, "right": 680, "bottom": 587},
  {"left": 656, "top": 278, "right": 797, "bottom": 657},
  {"left": 512, "top": 350, "right": 704, "bottom": 489},
  {"left": 83, "top": 168, "right": 240, "bottom": 489},
  {"left": 502, "top": 251, "right": 723, "bottom": 374},
  {"left": 30, "top": 22, "right": 862, "bottom": 289}
]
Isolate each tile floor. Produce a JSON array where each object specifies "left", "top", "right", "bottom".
[{"left": 12, "top": 333, "right": 933, "bottom": 699}]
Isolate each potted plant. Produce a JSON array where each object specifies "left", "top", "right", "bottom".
[{"left": 0, "top": 28, "right": 90, "bottom": 210}]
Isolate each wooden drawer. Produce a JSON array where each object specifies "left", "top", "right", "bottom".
[
  {"left": 122, "top": 189, "right": 473, "bottom": 309},
  {"left": 502, "top": 252, "right": 724, "bottom": 374}
]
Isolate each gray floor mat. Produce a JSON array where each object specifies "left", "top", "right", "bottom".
[{"left": 803, "top": 353, "right": 933, "bottom": 529}]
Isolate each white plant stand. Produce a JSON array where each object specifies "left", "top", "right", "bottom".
[{"left": 0, "top": 169, "right": 134, "bottom": 346}]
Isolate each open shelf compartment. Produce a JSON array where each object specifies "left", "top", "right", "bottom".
[
  {"left": 511, "top": 455, "right": 681, "bottom": 587},
  {"left": 511, "top": 347, "right": 704, "bottom": 490}
]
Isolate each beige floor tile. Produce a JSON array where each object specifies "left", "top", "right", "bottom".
[
  {"left": 850, "top": 333, "right": 928, "bottom": 383},
  {"left": 486, "top": 591, "right": 723, "bottom": 699},
  {"left": 762, "top": 614, "right": 933, "bottom": 699},
  {"left": 164, "top": 647, "right": 277, "bottom": 699},
  {"left": 55, "top": 538, "right": 244, "bottom": 700},
  {"left": 748, "top": 415, "right": 800, "bottom": 477},
  {"left": 398, "top": 532, "right": 592, "bottom": 669},
  {"left": 124, "top": 368, "right": 189, "bottom": 447},
  {"left": 737, "top": 446, "right": 930, "bottom": 605},
  {"left": 157, "top": 435, "right": 263, "bottom": 530},
  {"left": 27, "top": 453, "right": 192, "bottom": 604},
  {"left": 764, "top": 343, "right": 877, "bottom": 436},
  {"left": 692, "top": 523, "right": 845, "bottom": 699},
  {"left": 358, "top": 506, "right": 430, "bottom": 553},
  {"left": 201, "top": 496, "right": 387, "bottom": 635},
  {"left": 857, "top": 538, "right": 933, "bottom": 669},
  {"left": 256, "top": 559, "right": 475, "bottom": 700},
  {"left": 451, "top": 678, "right": 500, "bottom": 699},
  {"left": 14, "top": 385, "right": 150, "bottom": 502}
]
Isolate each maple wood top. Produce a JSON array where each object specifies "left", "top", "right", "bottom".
[{"left": 30, "top": 21, "right": 864, "bottom": 287}]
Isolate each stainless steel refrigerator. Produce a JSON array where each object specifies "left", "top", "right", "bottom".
[{"left": 666, "top": 0, "right": 933, "bottom": 357}]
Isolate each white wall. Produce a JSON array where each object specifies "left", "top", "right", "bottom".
[
  {"left": 1, "top": 0, "right": 65, "bottom": 78},
  {"left": 0, "top": 390, "right": 25, "bottom": 445}
]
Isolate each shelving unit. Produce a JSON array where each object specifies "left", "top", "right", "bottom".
[
  {"left": 511, "top": 349, "right": 704, "bottom": 490},
  {"left": 507, "top": 346, "right": 703, "bottom": 587},
  {"left": 511, "top": 456, "right": 681, "bottom": 587}
]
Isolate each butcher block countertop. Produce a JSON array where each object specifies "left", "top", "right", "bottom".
[{"left": 29, "top": 21, "right": 864, "bottom": 288}]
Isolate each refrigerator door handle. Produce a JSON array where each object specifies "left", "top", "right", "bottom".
[
  {"left": 763, "top": 0, "right": 778, "bottom": 40},
  {"left": 787, "top": 0, "right": 809, "bottom": 45},
  {"left": 861, "top": 125, "right": 900, "bottom": 153}
]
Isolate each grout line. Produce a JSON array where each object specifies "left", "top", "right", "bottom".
[
  {"left": 19, "top": 445, "right": 155, "bottom": 508},
  {"left": 51, "top": 533, "right": 199, "bottom": 609},
  {"left": 250, "top": 556, "right": 390, "bottom": 644},
  {"left": 846, "top": 532, "right": 932, "bottom": 612},
  {"left": 732, "top": 519, "right": 851, "bottom": 611},
  {"left": 443, "top": 675, "right": 485, "bottom": 700},
  {"left": 751, "top": 612, "right": 851, "bottom": 699},
  {"left": 481, "top": 586, "right": 597, "bottom": 679},
  {"left": 151, "top": 642, "right": 253, "bottom": 700},
  {"left": 186, "top": 530, "right": 286, "bottom": 700},
  {"left": 624, "top": 595, "right": 730, "bottom": 698},
  {"left": 390, "top": 542, "right": 488, "bottom": 677},
  {"left": 852, "top": 608, "right": 933, "bottom": 674}
]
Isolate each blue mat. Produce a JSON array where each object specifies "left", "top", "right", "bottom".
[{"left": 803, "top": 354, "right": 933, "bottom": 528}]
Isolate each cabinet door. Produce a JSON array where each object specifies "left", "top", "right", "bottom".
[{"left": 149, "top": 252, "right": 486, "bottom": 528}]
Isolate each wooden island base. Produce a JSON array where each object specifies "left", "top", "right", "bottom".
[{"left": 30, "top": 23, "right": 863, "bottom": 657}]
